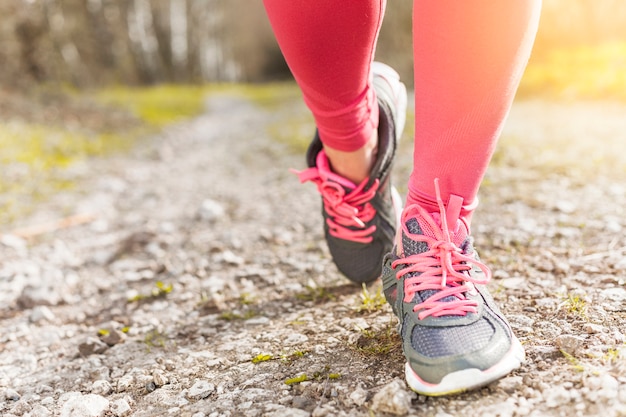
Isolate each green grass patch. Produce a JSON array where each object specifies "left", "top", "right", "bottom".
[{"left": 0, "top": 82, "right": 302, "bottom": 228}]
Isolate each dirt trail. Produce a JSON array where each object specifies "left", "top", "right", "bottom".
[{"left": 1, "top": 94, "right": 626, "bottom": 417}]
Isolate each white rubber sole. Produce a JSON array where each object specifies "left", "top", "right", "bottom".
[{"left": 405, "top": 336, "right": 526, "bottom": 396}]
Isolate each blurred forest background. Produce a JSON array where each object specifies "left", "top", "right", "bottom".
[
  {"left": 1, "top": 0, "right": 626, "bottom": 226},
  {"left": 0, "top": 0, "right": 625, "bottom": 91}
]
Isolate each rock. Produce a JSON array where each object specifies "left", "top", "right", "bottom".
[
  {"left": 29, "top": 306, "right": 56, "bottom": 323},
  {"left": 583, "top": 323, "right": 604, "bottom": 334},
  {"left": 116, "top": 374, "right": 134, "bottom": 392},
  {"left": 555, "top": 334, "right": 585, "bottom": 356},
  {"left": 187, "top": 380, "right": 215, "bottom": 400},
  {"left": 99, "top": 328, "right": 125, "bottom": 346},
  {"left": 264, "top": 406, "right": 310, "bottom": 417},
  {"left": 153, "top": 369, "right": 169, "bottom": 387},
  {"left": 4, "top": 388, "right": 21, "bottom": 401},
  {"left": 370, "top": 379, "right": 414, "bottom": 416},
  {"left": 292, "top": 396, "right": 314, "bottom": 411},
  {"left": 110, "top": 399, "right": 132, "bottom": 417},
  {"left": 349, "top": 386, "right": 368, "bottom": 406},
  {"left": 283, "top": 333, "right": 308, "bottom": 346},
  {"left": 498, "top": 376, "right": 523, "bottom": 394},
  {"left": 29, "top": 404, "right": 52, "bottom": 417},
  {"left": 544, "top": 385, "right": 571, "bottom": 408},
  {"left": 10, "top": 399, "right": 31, "bottom": 415},
  {"left": 0, "top": 234, "right": 27, "bottom": 252},
  {"left": 60, "top": 394, "right": 109, "bottom": 417},
  {"left": 78, "top": 337, "right": 109, "bottom": 356},
  {"left": 17, "top": 284, "right": 62, "bottom": 309},
  {"left": 198, "top": 199, "right": 225, "bottom": 222},
  {"left": 91, "top": 380, "right": 113, "bottom": 396}
]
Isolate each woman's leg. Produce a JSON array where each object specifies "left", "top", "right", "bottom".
[
  {"left": 408, "top": 0, "right": 542, "bottom": 222},
  {"left": 262, "top": 0, "right": 386, "bottom": 183}
]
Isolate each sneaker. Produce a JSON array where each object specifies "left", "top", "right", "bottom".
[
  {"left": 382, "top": 179, "right": 525, "bottom": 396},
  {"left": 293, "top": 62, "right": 407, "bottom": 284}
]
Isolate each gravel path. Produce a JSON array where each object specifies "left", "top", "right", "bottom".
[{"left": 1, "top": 94, "right": 626, "bottom": 417}]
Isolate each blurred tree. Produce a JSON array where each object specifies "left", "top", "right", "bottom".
[{"left": 0, "top": 0, "right": 624, "bottom": 88}]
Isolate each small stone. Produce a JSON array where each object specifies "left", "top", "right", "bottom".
[
  {"left": 11, "top": 399, "right": 31, "bottom": 415},
  {"left": 29, "top": 404, "right": 52, "bottom": 417},
  {"left": 187, "top": 380, "right": 215, "bottom": 400},
  {"left": 110, "top": 399, "right": 132, "bottom": 417},
  {"left": 78, "top": 337, "right": 109, "bottom": 356},
  {"left": 1, "top": 234, "right": 27, "bottom": 251},
  {"left": 145, "top": 381, "right": 157, "bottom": 393},
  {"left": 283, "top": 333, "right": 308, "bottom": 346},
  {"left": 292, "top": 396, "right": 314, "bottom": 411},
  {"left": 498, "top": 376, "right": 523, "bottom": 394},
  {"left": 29, "top": 306, "right": 56, "bottom": 323},
  {"left": 370, "top": 379, "right": 415, "bottom": 416},
  {"left": 4, "top": 388, "right": 21, "bottom": 401},
  {"left": 17, "top": 285, "right": 62, "bottom": 309},
  {"left": 60, "top": 394, "right": 109, "bottom": 417},
  {"left": 583, "top": 323, "right": 604, "bottom": 334},
  {"left": 117, "top": 374, "right": 134, "bottom": 392},
  {"left": 99, "top": 328, "right": 125, "bottom": 346},
  {"left": 555, "top": 334, "right": 585, "bottom": 356},
  {"left": 91, "top": 380, "right": 113, "bottom": 396},
  {"left": 349, "top": 387, "right": 368, "bottom": 406},
  {"left": 153, "top": 370, "right": 169, "bottom": 387},
  {"left": 544, "top": 385, "right": 570, "bottom": 408},
  {"left": 198, "top": 199, "right": 225, "bottom": 222}
]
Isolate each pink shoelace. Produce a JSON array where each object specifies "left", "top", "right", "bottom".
[
  {"left": 293, "top": 151, "right": 379, "bottom": 244},
  {"left": 392, "top": 179, "right": 491, "bottom": 320}
]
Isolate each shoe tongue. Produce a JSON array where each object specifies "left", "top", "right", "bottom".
[{"left": 402, "top": 209, "right": 468, "bottom": 257}]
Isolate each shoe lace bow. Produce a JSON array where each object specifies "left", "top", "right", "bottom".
[{"left": 292, "top": 155, "right": 379, "bottom": 244}]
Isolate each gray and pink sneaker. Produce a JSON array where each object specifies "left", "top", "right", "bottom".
[
  {"left": 382, "top": 180, "right": 525, "bottom": 396},
  {"left": 294, "top": 62, "right": 407, "bottom": 284}
]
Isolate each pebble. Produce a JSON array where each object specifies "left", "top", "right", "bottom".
[
  {"left": 78, "top": 337, "right": 109, "bottom": 356},
  {"left": 583, "top": 323, "right": 604, "bottom": 334},
  {"left": 187, "top": 380, "right": 215, "bottom": 400},
  {"left": 555, "top": 334, "right": 585, "bottom": 356},
  {"left": 153, "top": 369, "right": 169, "bottom": 387},
  {"left": 29, "top": 404, "right": 52, "bottom": 417},
  {"left": 292, "top": 395, "right": 314, "bottom": 411},
  {"left": 283, "top": 333, "right": 309, "bottom": 346},
  {"left": 198, "top": 199, "right": 225, "bottom": 222},
  {"left": 91, "top": 380, "right": 113, "bottom": 396},
  {"left": 349, "top": 387, "right": 368, "bottom": 406},
  {"left": 17, "top": 284, "right": 62, "bottom": 309},
  {"left": 11, "top": 399, "right": 31, "bottom": 415},
  {"left": 99, "top": 328, "right": 125, "bottom": 346},
  {"left": 60, "top": 394, "right": 109, "bottom": 417},
  {"left": 370, "top": 379, "right": 414, "bottom": 416},
  {"left": 29, "top": 306, "right": 56, "bottom": 323},
  {"left": 498, "top": 376, "right": 523, "bottom": 394},
  {"left": 110, "top": 399, "right": 132, "bottom": 417},
  {"left": 4, "top": 388, "right": 21, "bottom": 401},
  {"left": 117, "top": 374, "right": 134, "bottom": 392},
  {"left": 544, "top": 385, "right": 571, "bottom": 408}
]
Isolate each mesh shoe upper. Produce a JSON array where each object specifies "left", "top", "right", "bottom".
[{"left": 294, "top": 63, "right": 406, "bottom": 284}]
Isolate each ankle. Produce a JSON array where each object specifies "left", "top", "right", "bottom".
[{"left": 323, "top": 130, "right": 378, "bottom": 184}]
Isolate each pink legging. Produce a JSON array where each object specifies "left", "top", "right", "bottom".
[{"left": 263, "top": 0, "right": 542, "bottom": 220}]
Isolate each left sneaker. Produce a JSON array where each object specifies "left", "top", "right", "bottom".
[
  {"left": 293, "top": 62, "right": 406, "bottom": 284},
  {"left": 381, "top": 180, "right": 525, "bottom": 396}
]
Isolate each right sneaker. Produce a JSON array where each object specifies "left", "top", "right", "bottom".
[
  {"left": 381, "top": 180, "right": 525, "bottom": 396},
  {"left": 293, "top": 62, "right": 407, "bottom": 284}
]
